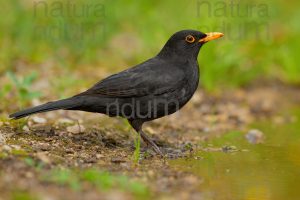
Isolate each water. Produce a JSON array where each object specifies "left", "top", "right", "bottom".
[{"left": 171, "top": 108, "right": 300, "bottom": 200}]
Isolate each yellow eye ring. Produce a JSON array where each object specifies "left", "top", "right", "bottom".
[{"left": 185, "top": 35, "right": 195, "bottom": 43}]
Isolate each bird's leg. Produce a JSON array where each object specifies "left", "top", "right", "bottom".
[
  {"left": 139, "top": 130, "right": 163, "bottom": 157},
  {"left": 128, "top": 119, "right": 164, "bottom": 157}
]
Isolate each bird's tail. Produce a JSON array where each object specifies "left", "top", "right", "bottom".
[{"left": 9, "top": 97, "right": 82, "bottom": 119}]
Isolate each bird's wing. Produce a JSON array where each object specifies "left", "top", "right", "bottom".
[{"left": 77, "top": 59, "right": 186, "bottom": 98}]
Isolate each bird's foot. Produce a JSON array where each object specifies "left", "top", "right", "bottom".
[{"left": 140, "top": 131, "right": 164, "bottom": 157}]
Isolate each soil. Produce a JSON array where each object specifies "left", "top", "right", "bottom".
[{"left": 0, "top": 82, "right": 299, "bottom": 200}]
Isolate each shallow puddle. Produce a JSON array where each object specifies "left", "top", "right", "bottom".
[{"left": 171, "top": 108, "right": 300, "bottom": 200}]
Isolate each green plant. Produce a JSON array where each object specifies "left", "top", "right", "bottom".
[
  {"left": 24, "top": 157, "right": 45, "bottom": 171},
  {"left": 42, "top": 168, "right": 150, "bottom": 198},
  {"left": 1, "top": 0, "right": 299, "bottom": 93},
  {"left": 11, "top": 190, "right": 38, "bottom": 200},
  {"left": 133, "top": 134, "right": 141, "bottom": 163},
  {"left": 81, "top": 169, "right": 114, "bottom": 190},
  {"left": 43, "top": 168, "right": 81, "bottom": 190},
  {"left": 0, "top": 83, "right": 12, "bottom": 99},
  {"left": 6, "top": 71, "right": 41, "bottom": 106}
]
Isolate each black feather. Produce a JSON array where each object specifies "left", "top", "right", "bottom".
[{"left": 9, "top": 97, "right": 82, "bottom": 119}]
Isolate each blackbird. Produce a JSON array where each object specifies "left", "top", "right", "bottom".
[{"left": 9, "top": 30, "right": 224, "bottom": 156}]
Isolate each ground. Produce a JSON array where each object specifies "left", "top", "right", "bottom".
[{"left": 0, "top": 82, "right": 299, "bottom": 200}]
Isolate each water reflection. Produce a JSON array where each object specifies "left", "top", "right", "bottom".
[{"left": 172, "top": 108, "right": 300, "bottom": 200}]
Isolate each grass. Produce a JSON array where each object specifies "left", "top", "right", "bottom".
[
  {"left": 42, "top": 168, "right": 150, "bottom": 199},
  {"left": 11, "top": 190, "right": 38, "bottom": 200},
  {"left": 133, "top": 133, "right": 141, "bottom": 163},
  {"left": 6, "top": 71, "right": 41, "bottom": 106},
  {"left": 0, "top": 0, "right": 298, "bottom": 157},
  {"left": 0, "top": 0, "right": 299, "bottom": 107},
  {"left": 19, "top": 157, "right": 150, "bottom": 199},
  {"left": 122, "top": 119, "right": 141, "bottom": 163},
  {"left": 7, "top": 117, "right": 28, "bottom": 131}
]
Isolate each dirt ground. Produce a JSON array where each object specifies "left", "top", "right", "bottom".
[{"left": 0, "top": 82, "right": 299, "bottom": 200}]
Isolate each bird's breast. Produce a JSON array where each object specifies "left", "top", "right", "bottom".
[
  {"left": 180, "top": 62, "right": 199, "bottom": 102},
  {"left": 161, "top": 61, "right": 199, "bottom": 115}
]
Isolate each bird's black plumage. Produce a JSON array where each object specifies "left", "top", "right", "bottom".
[{"left": 9, "top": 30, "right": 224, "bottom": 156}]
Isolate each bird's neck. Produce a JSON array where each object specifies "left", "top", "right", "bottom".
[{"left": 157, "top": 46, "right": 200, "bottom": 61}]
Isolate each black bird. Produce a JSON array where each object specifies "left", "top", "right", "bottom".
[{"left": 9, "top": 30, "right": 224, "bottom": 156}]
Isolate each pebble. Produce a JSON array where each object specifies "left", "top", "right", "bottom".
[
  {"left": 11, "top": 145, "right": 21, "bottom": 150},
  {"left": 22, "top": 125, "right": 30, "bottom": 132},
  {"left": 65, "top": 149, "right": 75, "bottom": 154},
  {"left": 67, "top": 124, "right": 85, "bottom": 134},
  {"left": 36, "top": 152, "right": 51, "bottom": 164},
  {"left": 84, "top": 158, "right": 97, "bottom": 163},
  {"left": 96, "top": 154, "right": 104, "bottom": 159},
  {"left": 37, "top": 143, "right": 51, "bottom": 151},
  {"left": 32, "top": 116, "right": 47, "bottom": 124},
  {"left": 25, "top": 171, "right": 34, "bottom": 178},
  {"left": 0, "top": 133, "right": 6, "bottom": 145},
  {"left": 222, "top": 145, "right": 238, "bottom": 152},
  {"left": 245, "top": 129, "right": 265, "bottom": 144},
  {"left": 44, "top": 138, "right": 54, "bottom": 142},
  {"left": 193, "top": 156, "right": 203, "bottom": 160},
  {"left": 2, "top": 145, "right": 12, "bottom": 152},
  {"left": 147, "top": 170, "right": 155, "bottom": 177},
  {"left": 144, "top": 127, "right": 155, "bottom": 134},
  {"left": 183, "top": 175, "right": 199, "bottom": 185},
  {"left": 57, "top": 118, "right": 74, "bottom": 124},
  {"left": 111, "top": 157, "right": 126, "bottom": 163}
]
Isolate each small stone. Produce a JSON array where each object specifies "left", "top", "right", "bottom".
[
  {"left": 36, "top": 152, "right": 51, "bottom": 164},
  {"left": 147, "top": 170, "right": 155, "bottom": 177},
  {"left": 2, "top": 145, "right": 12, "bottom": 152},
  {"left": 25, "top": 171, "right": 34, "bottom": 178},
  {"left": 202, "top": 127, "right": 211, "bottom": 133},
  {"left": 65, "top": 149, "right": 75, "bottom": 154},
  {"left": 32, "top": 98, "right": 42, "bottom": 106},
  {"left": 57, "top": 118, "right": 74, "bottom": 124},
  {"left": 96, "top": 154, "right": 104, "bottom": 159},
  {"left": 44, "top": 138, "right": 53, "bottom": 142},
  {"left": 37, "top": 143, "right": 51, "bottom": 151},
  {"left": 11, "top": 145, "right": 21, "bottom": 150},
  {"left": 22, "top": 125, "right": 30, "bottom": 132},
  {"left": 32, "top": 116, "right": 47, "bottom": 124},
  {"left": 67, "top": 124, "right": 85, "bottom": 134},
  {"left": 111, "top": 157, "right": 126, "bottom": 163},
  {"left": 183, "top": 175, "right": 198, "bottom": 185},
  {"left": 120, "top": 162, "right": 130, "bottom": 169},
  {"left": 245, "top": 129, "right": 265, "bottom": 144},
  {"left": 193, "top": 156, "right": 203, "bottom": 160},
  {"left": 144, "top": 127, "right": 155, "bottom": 134},
  {"left": 273, "top": 116, "right": 285, "bottom": 124},
  {"left": 85, "top": 157, "right": 97, "bottom": 163},
  {"left": 222, "top": 145, "right": 238, "bottom": 152},
  {"left": 0, "top": 133, "right": 6, "bottom": 145}
]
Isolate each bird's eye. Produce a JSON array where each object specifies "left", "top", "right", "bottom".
[{"left": 185, "top": 35, "right": 195, "bottom": 43}]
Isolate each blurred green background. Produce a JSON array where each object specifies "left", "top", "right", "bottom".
[{"left": 0, "top": 0, "right": 299, "bottom": 111}]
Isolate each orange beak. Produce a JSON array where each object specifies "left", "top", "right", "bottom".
[{"left": 199, "top": 32, "right": 224, "bottom": 43}]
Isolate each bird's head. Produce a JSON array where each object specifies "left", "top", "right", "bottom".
[{"left": 158, "top": 30, "right": 224, "bottom": 60}]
